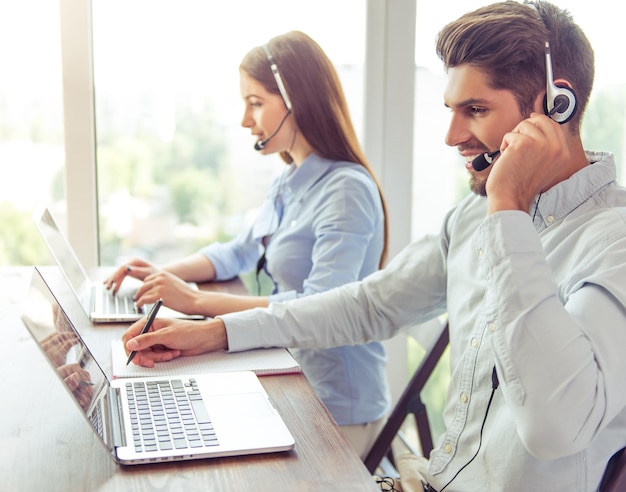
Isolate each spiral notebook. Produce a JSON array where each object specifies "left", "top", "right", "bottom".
[{"left": 112, "top": 339, "right": 301, "bottom": 378}]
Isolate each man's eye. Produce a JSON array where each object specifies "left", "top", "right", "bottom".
[{"left": 469, "top": 106, "right": 486, "bottom": 115}]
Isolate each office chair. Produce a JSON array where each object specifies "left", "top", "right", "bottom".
[{"left": 600, "top": 446, "right": 626, "bottom": 491}]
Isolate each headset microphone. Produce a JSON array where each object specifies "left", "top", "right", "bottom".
[
  {"left": 472, "top": 150, "right": 500, "bottom": 172},
  {"left": 253, "top": 110, "right": 292, "bottom": 151}
]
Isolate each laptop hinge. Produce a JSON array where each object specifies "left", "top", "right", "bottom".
[{"left": 108, "top": 386, "right": 126, "bottom": 448}]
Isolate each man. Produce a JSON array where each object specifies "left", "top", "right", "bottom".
[{"left": 122, "top": 1, "right": 626, "bottom": 490}]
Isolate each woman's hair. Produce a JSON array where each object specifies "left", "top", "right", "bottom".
[
  {"left": 435, "top": 0, "right": 594, "bottom": 133},
  {"left": 240, "top": 30, "right": 388, "bottom": 267}
]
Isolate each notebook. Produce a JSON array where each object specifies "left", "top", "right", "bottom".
[
  {"left": 112, "top": 339, "right": 301, "bottom": 378},
  {"left": 32, "top": 206, "right": 203, "bottom": 322},
  {"left": 20, "top": 267, "right": 295, "bottom": 465}
]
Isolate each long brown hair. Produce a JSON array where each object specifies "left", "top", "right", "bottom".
[{"left": 240, "top": 30, "right": 389, "bottom": 267}]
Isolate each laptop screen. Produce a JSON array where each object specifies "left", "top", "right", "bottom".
[
  {"left": 20, "top": 267, "right": 114, "bottom": 456},
  {"left": 34, "top": 208, "right": 91, "bottom": 301}
]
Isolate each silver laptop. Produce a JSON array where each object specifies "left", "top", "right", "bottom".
[
  {"left": 21, "top": 267, "right": 295, "bottom": 465},
  {"left": 33, "top": 206, "right": 202, "bottom": 322}
]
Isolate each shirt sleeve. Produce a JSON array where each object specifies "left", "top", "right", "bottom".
[
  {"left": 221, "top": 224, "right": 450, "bottom": 351},
  {"left": 477, "top": 210, "right": 626, "bottom": 459},
  {"left": 199, "top": 225, "right": 260, "bottom": 281},
  {"left": 201, "top": 173, "right": 284, "bottom": 281}
]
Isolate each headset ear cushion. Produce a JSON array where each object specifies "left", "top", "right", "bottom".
[{"left": 543, "top": 84, "right": 577, "bottom": 124}]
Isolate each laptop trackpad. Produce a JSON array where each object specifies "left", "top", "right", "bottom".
[{"left": 208, "top": 392, "right": 274, "bottom": 418}]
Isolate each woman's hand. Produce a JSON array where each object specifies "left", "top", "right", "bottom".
[
  {"left": 103, "top": 258, "right": 159, "bottom": 294},
  {"left": 133, "top": 271, "right": 205, "bottom": 315}
]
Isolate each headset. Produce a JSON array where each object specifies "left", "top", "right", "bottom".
[
  {"left": 543, "top": 41, "right": 577, "bottom": 124},
  {"left": 254, "top": 43, "right": 293, "bottom": 151},
  {"left": 472, "top": 40, "right": 578, "bottom": 171}
]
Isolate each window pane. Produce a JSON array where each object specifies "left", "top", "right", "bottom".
[
  {"left": 0, "top": 1, "right": 65, "bottom": 266},
  {"left": 92, "top": 0, "right": 366, "bottom": 271}
]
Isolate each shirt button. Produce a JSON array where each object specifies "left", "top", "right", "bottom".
[
  {"left": 546, "top": 215, "right": 555, "bottom": 223},
  {"left": 489, "top": 322, "right": 497, "bottom": 332},
  {"left": 444, "top": 443, "right": 452, "bottom": 453},
  {"left": 460, "top": 392, "right": 469, "bottom": 403},
  {"left": 471, "top": 338, "right": 478, "bottom": 348},
  {"left": 478, "top": 248, "right": 484, "bottom": 258}
]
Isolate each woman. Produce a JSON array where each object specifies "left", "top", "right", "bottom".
[{"left": 106, "top": 31, "right": 390, "bottom": 458}]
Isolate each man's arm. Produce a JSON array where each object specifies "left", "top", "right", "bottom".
[
  {"left": 479, "top": 210, "right": 626, "bottom": 459},
  {"left": 222, "top": 231, "right": 451, "bottom": 353},
  {"left": 121, "top": 226, "right": 452, "bottom": 364}
]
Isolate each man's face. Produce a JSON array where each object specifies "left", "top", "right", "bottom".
[{"left": 443, "top": 65, "right": 526, "bottom": 196}]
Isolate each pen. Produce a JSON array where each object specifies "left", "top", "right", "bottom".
[
  {"left": 126, "top": 298, "right": 163, "bottom": 366},
  {"left": 79, "top": 380, "right": 94, "bottom": 387}
]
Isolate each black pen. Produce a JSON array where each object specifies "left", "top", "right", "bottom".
[{"left": 126, "top": 298, "right": 163, "bottom": 366}]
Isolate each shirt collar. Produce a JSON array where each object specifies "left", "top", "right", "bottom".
[
  {"left": 532, "top": 151, "right": 616, "bottom": 226},
  {"left": 281, "top": 153, "right": 349, "bottom": 205}
]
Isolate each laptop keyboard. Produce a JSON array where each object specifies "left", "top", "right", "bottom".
[
  {"left": 102, "top": 288, "right": 143, "bottom": 315},
  {"left": 126, "top": 378, "right": 219, "bottom": 453}
]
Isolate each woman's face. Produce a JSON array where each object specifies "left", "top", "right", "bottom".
[{"left": 240, "top": 70, "right": 294, "bottom": 155}]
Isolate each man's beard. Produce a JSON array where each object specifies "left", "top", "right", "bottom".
[{"left": 469, "top": 173, "right": 487, "bottom": 197}]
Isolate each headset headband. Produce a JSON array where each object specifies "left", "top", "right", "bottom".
[{"left": 262, "top": 44, "right": 292, "bottom": 111}]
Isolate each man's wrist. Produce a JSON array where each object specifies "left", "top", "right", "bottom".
[{"left": 205, "top": 317, "right": 228, "bottom": 351}]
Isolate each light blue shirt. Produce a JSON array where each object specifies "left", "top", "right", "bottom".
[
  {"left": 201, "top": 153, "right": 391, "bottom": 425},
  {"left": 221, "top": 152, "right": 626, "bottom": 491}
]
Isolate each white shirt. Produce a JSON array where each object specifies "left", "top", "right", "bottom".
[{"left": 221, "top": 152, "right": 626, "bottom": 491}]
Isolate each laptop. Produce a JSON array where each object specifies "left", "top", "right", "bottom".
[
  {"left": 21, "top": 266, "right": 295, "bottom": 465},
  {"left": 33, "top": 206, "right": 202, "bottom": 322}
]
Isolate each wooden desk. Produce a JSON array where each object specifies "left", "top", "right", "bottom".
[{"left": 0, "top": 266, "right": 378, "bottom": 491}]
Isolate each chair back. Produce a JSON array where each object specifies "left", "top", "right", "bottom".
[
  {"left": 600, "top": 447, "right": 626, "bottom": 491},
  {"left": 364, "top": 321, "right": 449, "bottom": 474}
]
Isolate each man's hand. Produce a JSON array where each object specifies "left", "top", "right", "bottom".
[
  {"left": 121, "top": 317, "right": 229, "bottom": 368},
  {"left": 486, "top": 113, "right": 571, "bottom": 214}
]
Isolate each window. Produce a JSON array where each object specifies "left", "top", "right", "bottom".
[
  {"left": 0, "top": 1, "right": 64, "bottom": 266},
  {"left": 91, "top": 0, "right": 366, "bottom": 274}
]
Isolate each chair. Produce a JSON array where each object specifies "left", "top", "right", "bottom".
[
  {"left": 600, "top": 447, "right": 626, "bottom": 492},
  {"left": 364, "top": 322, "right": 626, "bottom": 491},
  {"left": 364, "top": 321, "right": 449, "bottom": 475}
]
